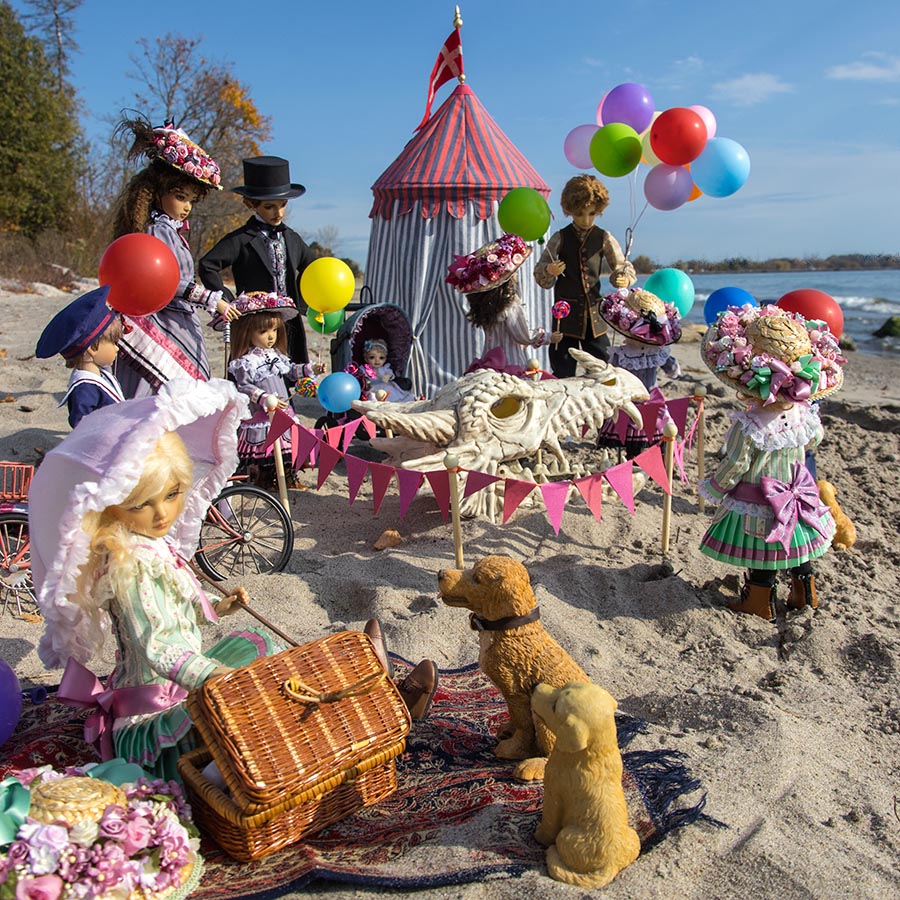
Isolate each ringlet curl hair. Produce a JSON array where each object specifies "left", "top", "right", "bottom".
[{"left": 464, "top": 273, "right": 520, "bottom": 328}]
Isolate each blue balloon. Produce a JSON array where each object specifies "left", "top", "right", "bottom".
[
  {"left": 704, "top": 287, "right": 757, "bottom": 325},
  {"left": 690, "top": 138, "right": 750, "bottom": 198},
  {"left": 317, "top": 372, "right": 361, "bottom": 413},
  {"left": 0, "top": 658, "right": 21, "bottom": 747}
]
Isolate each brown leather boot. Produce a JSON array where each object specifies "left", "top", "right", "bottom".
[
  {"left": 788, "top": 573, "right": 818, "bottom": 610},
  {"left": 729, "top": 579, "right": 776, "bottom": 622}
]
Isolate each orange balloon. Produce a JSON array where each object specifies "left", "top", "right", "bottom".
[{"left": 687, "top": 183, "right": 703, "bottom": 202}]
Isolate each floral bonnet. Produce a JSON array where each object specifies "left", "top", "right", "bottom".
[{"left": 446, "top": 234, "right": 532, "bottom": 294}]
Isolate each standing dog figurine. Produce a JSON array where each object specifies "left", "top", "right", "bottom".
[
  {"left": 816, "top": 479, "right": 857, "bottom": 550},
  {"left": 438, "top": 556, "right": 588, "bottom": 781},
  {"left": 532, "top": 681, "right": 640, "bottom": 888}
]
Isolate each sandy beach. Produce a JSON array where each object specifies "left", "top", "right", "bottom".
[{"left": 2, "top": 283, "right": 899, "bottom": 900}]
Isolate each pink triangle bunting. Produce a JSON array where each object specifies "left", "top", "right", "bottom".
[
  {"left": 316, "top": 442, "right": 343, "bottom": 489},
  {"left": 344, "top": 455, "right": 369, "bottom": 505},
  {"left": 633, "top": 445, "right": 670, "bottom": 494},
  {"left": 324, "top": 426, "right": 343, "bottom": 450},
  {"left": 425, "top": 470, "right": 451, "bottom": 521},
  {"left": 574, "top": 473, "right": 604, "bottom": 522},
  {"left": 603, "top": 460, "right": 636, "bottom": 513},
  {"left": 463, "top": 469, "right": 500, "bottom": 499},
  {"left": 502, "top": 479, "right": 536, "bottom": 524},
  {"left": 673, "top": 438, "right": 687, "bottom": 483},
  {"left": 396, "top": 469, "right": 425, "bottom": 519},
  {"left": 359, "top": 416, "right": 377, "bottom": 439},
  {"left": 263, "top": 408, "right": 295, "bottom": 452},
  {"left": 369, "top": 463, "right": 395, "bottom": 515},
  {"left": 539, "top": 481, "right": 570, "bottom": 535},
  {"left": 640, "top": 402, "right": 664, "bottom": 439},
  {"left": 614, "top": 410, "right": 630, "bottom": 443},
  {"left": 667, "top": 397, "right": 692, "bottom": 437},
  {"left": 341, "top": 421, "right": 360, "bottom": 452},
  {"left": 292, "top": 426, "right": 319, "bottom": 468}
]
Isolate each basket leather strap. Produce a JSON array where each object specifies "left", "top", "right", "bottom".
[{"left": 282, "top": 669, "right": 387, "bottom": 704}]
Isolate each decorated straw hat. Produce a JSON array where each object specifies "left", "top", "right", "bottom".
[
  {"left": 211, "top": 290, "right": 299, "bottom": 331},
  {"left": 122, "top": 115, "right": 222, "bottom": 189},
  {"left": 701, "top": 303, "right": 844, "bottom": 404},
  {"left": 446, "top": 233, "right": 532, "bottom": 294},
  {"left": 599, "top": 288, "right": 682, "bottom": 346}
]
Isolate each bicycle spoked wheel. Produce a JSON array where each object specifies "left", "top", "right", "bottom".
[
  {"left": 0, "top": 511, "right": 38, "bottom": 617},
  {"left": 194, "top": 484, "right": 294, "bottom": 581}
]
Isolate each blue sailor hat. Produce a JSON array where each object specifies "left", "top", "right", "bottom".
[{"left": 35, "top": 285, "right": 116, "bottom": 360}]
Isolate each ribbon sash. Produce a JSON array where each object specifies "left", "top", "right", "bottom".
[{"left": 759, "top": 462, "right": 831, "bottom": 552}]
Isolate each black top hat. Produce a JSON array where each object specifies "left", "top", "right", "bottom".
[{"left": 231, "top": 156, "right": 306, "bottom": 200}]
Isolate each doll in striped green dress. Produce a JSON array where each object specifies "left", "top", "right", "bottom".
[{"left": 698, "top": 305, "right": 845, "bottom": 621}]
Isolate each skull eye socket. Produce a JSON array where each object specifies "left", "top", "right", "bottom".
[{"left": 490, "top": 397, "right": 522, "bottom": 419}]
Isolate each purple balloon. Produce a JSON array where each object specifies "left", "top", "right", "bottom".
[
  {"left": 0, "top": 658, "right": 21, "bottom": 747},
  {"left": 601, "top": 83, "right": 655, "bottom": 134},
  {"left": 564, "top": 124, "right": 599, "bottom": 169},
  {"left": 643, "top": 164, "right": 694, "bottom": 211}
]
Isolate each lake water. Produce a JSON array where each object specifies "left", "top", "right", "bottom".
[{"left": 633, "top": 270, "right": 900, "bottom": 355}]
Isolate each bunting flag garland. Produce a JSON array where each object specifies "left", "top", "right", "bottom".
[
  {"left": 502, "top": 479, "right": 537, "bottom": 524},
  {"left": 358, "top": 417, "right": 377, "bottom": 439},
  {"left": 539, "top": 481, "right": 571, "bottom": 535},
  {"left": 574, "top": 473, "right": 604, "bottom": 522},
  {"left": 262, "top": 408, "right": 295, "bottom": 452},
  {"left": 316, "top": 443, "right": 343, "bottom": 489},
  {"left": 639, "top": 402, "right": 665, "bottom": 440},
  {"left": 396, "top": 469, "right": 425, "bottom": 519},
  {"left": 324, "top": 426, "right": 343, "bottom": 450},
  {"left": 462, "top": 469, "right": 501, "bottom": 499},
  {"left": 633, "top": 445, "right": 670, "bottom": 494},
  {"left": 425, "top": 470, "right": 452, "bottom": 521},
  {"left": 344, "top": 454, "right": 370, "bottom": 505},
  {"left": 292, "top": 424, "right": 319, "bottom": 468},
  {"left": 603, "top": 460, "right": 637, "bottom": 514},
  {"left": 369, "top": 463, "right": 396, "bottom": 515},
  {"left": 666, "top": 397, "right": 693, "bottom": 438}
]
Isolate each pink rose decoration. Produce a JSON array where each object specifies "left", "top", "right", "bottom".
[{"left": 14, "top": 874, "right": 63, "bottom": 900}]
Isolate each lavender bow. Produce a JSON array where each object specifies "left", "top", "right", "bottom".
[{"left": 759, "top": 463, "right": 831, "bottom": 553}]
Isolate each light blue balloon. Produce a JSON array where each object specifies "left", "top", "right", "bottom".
[
  {"left": 317, "top": 372, "right": 361, "bottom": 413},
  {"left": 704, "top": 287, "right": 757, "bottom": 325},
  {"left": 691, "top": 138, "right": 750, "bottom": 198},
  {"left": 644, "top": 268, "right": 695, "bottom": 317}
]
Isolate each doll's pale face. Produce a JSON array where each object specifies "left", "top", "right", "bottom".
[
  {"left": 251, "top": 322, "right": 280, "bottom": 350},
  {"left": 108, "top": 480, "right": 185, "bottom": 539},
  {"left": 160, "top": 186, "right": 200, "bottom": 222},
  {"left": 569, "top": 205, "right": 602, "bottom": 230},
  {"left": 365, "top": 348, "right": 387, "bottom": 367},
  {"left": 252, "top": 199, "right": 288, "bottom": 227},
  {"left": 90, "top": 336, "right": 119, "bottom": 368}
]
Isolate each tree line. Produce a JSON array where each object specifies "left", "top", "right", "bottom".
[
  {"left": 631, "top": 253, "right": 899, "bottom": 275},
  {"left": 0, "top": 0, "right": 357, "bottom": 287}
]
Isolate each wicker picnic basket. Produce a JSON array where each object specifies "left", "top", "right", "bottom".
[{"left": 179, "top": 630, "right": 411, "bottom": 861}]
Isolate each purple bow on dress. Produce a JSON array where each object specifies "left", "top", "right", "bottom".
[{"left": 759, "top": 463, "right": 830, "bottom": 553}]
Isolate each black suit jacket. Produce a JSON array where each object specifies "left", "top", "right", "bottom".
[{"left": 198, "top": 217, "right": 317, "bottom": 362}]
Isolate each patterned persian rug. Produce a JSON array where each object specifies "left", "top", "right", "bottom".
[{"left": 2, "top": 661, "right": 720, "bottom": 895}]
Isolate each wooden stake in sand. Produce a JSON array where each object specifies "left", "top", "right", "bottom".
[
  {"left": 223, "top": 321, "right": 231, "bottom": 379},
  {"left": 264, "top": 395, "right": 290, "bottom": 512},
  {"left": 660, "top": 421, "right": 678, "bottom": 556},
  {"left": 526, "top": 358, "right": 547, "bottom": 482},
  {"left": 694, "top": 384, "right": 707, "bottom": 513},
  {"left": 444, "top": 452, "right": 464, "bottom": 568}
]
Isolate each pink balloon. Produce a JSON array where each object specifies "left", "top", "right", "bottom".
[
  {"left": 689, "top": 105, "right": 717, "bottom": 140},
  {"left": 595, "top": 91, "right": 609, "bottom": 126},
  {"left": 643, "top": 164, "right": 694, "bottom": 211},
  {"left": 564, "top": 124, "right": 599, "bottom": 169}
]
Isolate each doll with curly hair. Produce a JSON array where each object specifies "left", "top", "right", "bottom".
[
  {"left": 109, "top": 115, "right": 239, "bottom": 398},
  {"left": 534, "top": 175, "right": 635, "bottom": 377}
]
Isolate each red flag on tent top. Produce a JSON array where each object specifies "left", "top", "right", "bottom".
[{"left": 415, "top": 22, "right": 465, "bottom": 132}]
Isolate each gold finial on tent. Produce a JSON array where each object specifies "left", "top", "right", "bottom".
[{"left": 453, "top": 6, "right": 466, "bottom": 83}]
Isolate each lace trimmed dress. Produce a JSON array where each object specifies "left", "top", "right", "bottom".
[
  {"left": 99, "top": 535, "right": 278, "bottom": 780},
  {"left": 699, "top": 403, "right": 835, "bottom": 570},
  {"left": 365, "top": 363, "right": 415, "bottom": 402}
]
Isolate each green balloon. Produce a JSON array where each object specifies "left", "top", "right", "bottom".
[
  {"left": 497, "top": 187, "right": 551, "bottom": 241},
  {"left": 307, "top": 308, "right": 343, "bottom": 334},
  {"left": 589, "top": 123, "right": 642, "bottom": 178}
]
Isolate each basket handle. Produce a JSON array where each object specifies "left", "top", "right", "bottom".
[{"left": 282, "top": 670, "right": 387, "bottom": 705}]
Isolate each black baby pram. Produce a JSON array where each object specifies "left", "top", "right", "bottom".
[{"left": 314, "top": 292, "right": 415, "bottom": 431}]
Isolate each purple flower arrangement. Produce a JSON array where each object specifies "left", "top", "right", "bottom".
[
  {"left": 446, "top": 234, "right": 531, "bottom": 294},
  {"left": 0, "top": 767, "right": 199, "bottom": 900},
  {"left": 150, "top": 126, "right": 221, "bottom": 188}
]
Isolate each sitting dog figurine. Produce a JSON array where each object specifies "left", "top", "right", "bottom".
[
  {"left": 438, "top": 555, "right": 588, "bottom": 781},
  {"left": 816, "top": 479, "right": 857, "bottom": 550},
  {"left": 532, "top": 681, "right": 640, "bottom": 888}
]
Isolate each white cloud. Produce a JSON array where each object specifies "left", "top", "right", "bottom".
[
  {"left": 710, "top": 73, "right": 794, "bottom": 106},
  {"left": 826, "top": 52, "right": 900, "bottom": 82}
]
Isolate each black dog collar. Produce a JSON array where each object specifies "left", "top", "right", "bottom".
[{"left": 469, "top": 607, "right": 541, "bottom": 632}]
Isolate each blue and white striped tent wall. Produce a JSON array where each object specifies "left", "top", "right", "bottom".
[
  {"left": 366, "top": 83, "right": 552, "bottom": 397},
  {"left": 367, "top": 203, "right": 549, "bottom": 397}
]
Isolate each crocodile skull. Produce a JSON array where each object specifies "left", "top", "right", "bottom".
[{"left": 352, "top": 349, "right": 649, "bottom": 516}]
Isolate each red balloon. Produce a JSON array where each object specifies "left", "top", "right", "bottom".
[
  {"left": 776, "top": 289, "right": 844, "bottom": 338},
  {"left": 98, "top": 234, "right": 180, "bottom": 316},
  {"left": 650, "top": 107, "right": 708, "bottom": 166}
]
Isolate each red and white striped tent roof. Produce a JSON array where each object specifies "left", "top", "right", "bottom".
[{"left": 365, "top": 83, "right": 552, "bottom": 397}]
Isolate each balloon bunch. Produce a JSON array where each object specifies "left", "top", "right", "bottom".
[
  {"left": 563, "top": 82, "right": 750, "bottom": 211},
  {"left": 300, "top": 257, "right": 355, "bottom": 332},
  {"left": 701, "top": 287, "right": 843, "bottom": 339}
]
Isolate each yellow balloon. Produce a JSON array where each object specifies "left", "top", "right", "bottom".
[
  {"left": 299, "top": 257, "right": 356, "bottom": 313},
  {"left": 640, "top": 111, "right": 662, "bottom": 166}
]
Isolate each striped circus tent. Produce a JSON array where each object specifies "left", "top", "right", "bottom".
[{"left": 365, "top": 83, "right": 551, "bottom": 397}]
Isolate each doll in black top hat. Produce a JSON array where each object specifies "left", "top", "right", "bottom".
[{"left": 198, "top": 156, "right": 317, "bottom": 364}]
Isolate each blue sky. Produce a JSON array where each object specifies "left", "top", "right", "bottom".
[{"left": 11, "top": 0, "right": 900, "bottom": 268}]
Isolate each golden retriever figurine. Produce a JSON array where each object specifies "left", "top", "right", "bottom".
[
  {"left": 532, "top": 681, "right": 640, "bottom": 888},
  {"left": 816, "top": 479, "right": 857, "bottom": 550},
  {"left": 438, "top": 555, "right": 588, "bottom": 781}
]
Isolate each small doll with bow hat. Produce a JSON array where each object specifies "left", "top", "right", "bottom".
[
  {"left": 359, "top": 338, "right": 416, "bottom": 402},
  {"left": 698, "top": 304, "right": 845, "bottom": 621},
  {"left": 447, "top": 233, "right": 561, "bottom": 376},
  {"left": 215, "top": 291, "right": 326, "bottom": 485},
  {"left": 109, "top": 115, "right": 239, "bottom": 399},
  {"left": 596, "top": 287, "right": 682, "bottom": 458},
  {"left": 35, "top": 285, "right": 125, "bottom": 429}
]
